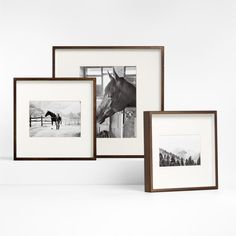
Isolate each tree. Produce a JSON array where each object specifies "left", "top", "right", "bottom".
[
  {"left": 185, "top": 159, "right": 188, "bottom": 166},
  {"left": 159, "top": 153, "right": 164, "bottom": 166},
  {"left": 166, "top": 155, "right": 170, "bottom": 166},
  {"left": 197, "top": 156, "right": 201, "bottom": 165},
  {"left": 171, "top": 156, "right": 176, "bottom": 166},
  {"left": 188, "top": 156, "right": 194, "bottom": 165}
]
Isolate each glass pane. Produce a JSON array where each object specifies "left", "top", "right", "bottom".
[
  {"left": 86, "top": 67, "right": 101, "bottom": 76},
  {"left": 125, "top": 66, "right": 136, "bottom": 75},
  {"left": 96, "top": 85, "right": 103, "bottom": 97},
  {"left": 103, "top": 74, "right": 110, "bottom": 91},
  {"left": 102, "top": 67, "right": 114, "bottom": 74},
  {"left": 96, "top": 76, "right": 102, "bottom": 85}
]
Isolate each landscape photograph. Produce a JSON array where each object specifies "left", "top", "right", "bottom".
[
  {"left": 29, "top": 101, "right": 81, "bottom": 137},
  {"left": 158, "top": 135, "right": 201, "bottom": 167}
]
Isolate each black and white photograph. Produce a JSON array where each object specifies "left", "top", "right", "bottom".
[
  {"left": 29, "top": 101, "right": 81, "bottom": 137},
  {"left": 80, "top": 66, "right": 136, "bottom": 138},
  {"left": 159, "top": 135, "right": 201, "bottom": 167},
  {"left": 53, "top": 46, "right": 164, "bottom": 157}
]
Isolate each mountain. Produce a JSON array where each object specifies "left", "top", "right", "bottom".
[
  {"left": 160, "top": 148, "right": 200, "bottom": 162},
  {"left": 29, "top": 104, "right": 44, "bottom": 116},
  {"left": 177, "top": 150, "right": 187, "bottom": 158},
  {"left": 160, "top": 148, "right": 180, "bottom": 161},
  {"left": 176, "top": 149, "right": 200, "bottom": 162}
]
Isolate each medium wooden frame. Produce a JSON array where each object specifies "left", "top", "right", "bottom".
[
  {"left": 144, "top": 111, "right": 218, "bottom": 192},
  {"left": 52, "top": 46, "right": 165, "bottom": 158},
  {"left": 14, "top": 77, "right": 97, "bottom": 161}
]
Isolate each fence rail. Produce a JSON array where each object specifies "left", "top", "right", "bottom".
[
  {"left": 29, "top": 116, "right": 80, "bottom": 127},
  {"left": 29, "top": 116, "right": 51, "bottom": 127}
]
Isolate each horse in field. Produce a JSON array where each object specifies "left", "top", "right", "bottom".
[
  {"left": 96, "top": 70, "right": 136, "bottom": 124},
  {"left": 45, "top": 111, "right": 62, "bottom": 130}
]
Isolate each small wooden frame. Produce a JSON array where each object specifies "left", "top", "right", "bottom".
[
  {"left": 14, "top": 78, "right": 96, "bottom": 160},
  {"left": 144, "top": 111, "right": 218, "bottom": 192}
]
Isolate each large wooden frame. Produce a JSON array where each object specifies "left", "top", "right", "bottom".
[
  {"left": 52, "top": 46, "right": 164, "bottom": 158},
  {"left": 144, "top": 111, "right": 218, "bottom": 192},
  {"left": 14, "top": 77, "right": 96, "bottom": 161}
]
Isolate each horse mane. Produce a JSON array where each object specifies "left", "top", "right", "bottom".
[
  {"left": 45, "top": 110, "right": 56, "bottom": 117},
  {"left": 113, "top": 73, "right": 136, "bottom": 107}
]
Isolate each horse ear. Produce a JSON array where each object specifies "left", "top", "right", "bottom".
[
  {"left": 108, "top": 71, "right": 116, "bottom": 81},
  {"left": 113, "top": 69, "right": 120, "bottom": 80}
]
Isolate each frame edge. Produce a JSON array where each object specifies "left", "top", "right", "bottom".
[
  {"left": 13, "top": 77, "right": 97, "bottom": 161},
  {"left": 144, "top": 110, "right": 219, "bottom": 192},
  {"left": 144, "top": 111, "right": 153, "bottom": 192}
]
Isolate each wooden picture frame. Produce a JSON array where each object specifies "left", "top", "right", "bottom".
[
  {"left": 144, "top": 111, "right": 218, "bottom": 192},
  {"left": 14, "top": 77, "right": 96, "bottom": 160},
  {"left": 52, "top": 46, "right": 164, "bottom": 158}
]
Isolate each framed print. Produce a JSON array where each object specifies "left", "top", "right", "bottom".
[
  {"left": 14, "top": 78, "right": 96, "bottom": 160},
  {"left": 144, "top": 111, "right": 218, "bottom": 192},
  {"left": 52, "top": 46, "right": 164, "bottom": 158}
]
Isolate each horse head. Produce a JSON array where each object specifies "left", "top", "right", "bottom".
[
  {"left": 96, "top": 70, "right": 136, "bottom": 124},
  {"left": 45, "top": 111, "right": 50, "bottom": 117},
  {"left": 45, "top": 110, "right": 56, "bottom": 117}
]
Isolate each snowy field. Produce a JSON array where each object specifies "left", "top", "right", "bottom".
[{"left": 29, "top": 124, "right": 81, "bottom": 137}]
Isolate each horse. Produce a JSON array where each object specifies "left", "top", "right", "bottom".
[
  {"left": 96, "top": 70, "right": 136, "bottom": 124},
  {"left": 55, "top": 114, "right": 62, "bottom": 130},
  {"left": 45, "top": 111, "right": 62, "bottom": 129}
]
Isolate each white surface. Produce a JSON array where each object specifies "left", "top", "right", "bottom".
[
  {"left": 0, "top": 1, "right": 236, "bottom": 235},
  {"left": 0, "top": 0, "right": 235, "bottom": 188},
  {"left": 0, "top": 159, "right": 143, "bottom": 184},
  {"left": 55, "top": 48, "right": 162, "bottom": 155},
  {"left": 0, "top": 185, "right": 235, "bottom": 236},
  {"left": 152, "top": 114, "right": 216, "bottom": 189},
  {"left": 16, "top": 80, "right": 94, "bottom": 158}
]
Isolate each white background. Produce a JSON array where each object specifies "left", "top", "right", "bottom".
[{"left": 0, "top": 0, "right": 236, "bottom": 235}]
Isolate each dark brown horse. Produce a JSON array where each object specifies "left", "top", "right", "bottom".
[
  {"left": 45, "top": 111, "right": 62, "bottom": 129},
  {"left": 96, "top": 70, "right": 136, "bottom": 124}
]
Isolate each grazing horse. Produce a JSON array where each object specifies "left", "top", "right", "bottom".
[
  {"left": 45, "top": 111, "right": 62, "bottom": 129},
  {"left": 96, "top": 70, "right": 136, "bottom": 124}
]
